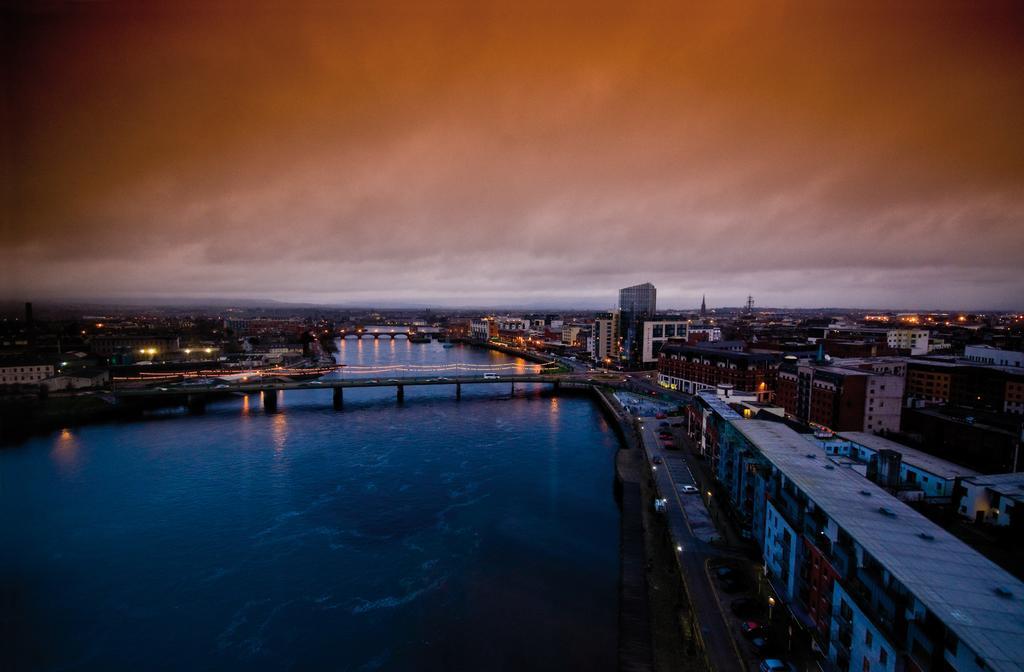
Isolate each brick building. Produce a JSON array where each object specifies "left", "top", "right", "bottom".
[
  {"left": 657, "top": 343, "right": 779, "bottom": 401},
  {"left": 777, "top": 357, "right": 906, "bottom": 433}
]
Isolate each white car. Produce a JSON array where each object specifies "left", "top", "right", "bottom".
[{"left": 679, "top": 485, "right": 699, "bottom": 494}]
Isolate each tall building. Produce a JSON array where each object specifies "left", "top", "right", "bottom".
[
  {"left": 590, "top": 311, "right": 619, "bottom": 363},
  {"left": 618, "top": 282, "right": 656, "bottom": 366},
  {"left": 618, "top": 282, "right": 657, "bottom": 315}
]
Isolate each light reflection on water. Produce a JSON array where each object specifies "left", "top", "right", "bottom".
[{"left": 2, "top": 343, "right": 619, "bottom": 671}]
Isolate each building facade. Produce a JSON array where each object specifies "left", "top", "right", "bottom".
[
  {"left": 777, "top": 358, "right": 906, "bottom": 433},
  {"left": 639, "top": 320, "right": 689, "bottom": 364},
  {"left": 590, "top": 311, "right": 620, "bottom": 363},
  {"left": 658, "top": 343, "right": 778, "bottom": 400},
  {"left": 905, "top": 359, "right": 1024, "bottom": 414},
  {"left": 469, "top": 319, "right": 496, "bottom": 341},
  {"left": 618, "top": 282, "right": 656, "bottom": 365},
  {"left": 687, "top": 398, "right": 1024, "bottom": 672},
  {"left": 955, "top": 472, "right": 1024, "bottom": 528},
  {"left": 886, "top": 329, "right": 930, "bottom": 356},
  {"left": 0, "top": 359, "right": 55, "bottom": 385},
  {"left": 964, "top": 345, "right": 1024, "bottom": 368}
]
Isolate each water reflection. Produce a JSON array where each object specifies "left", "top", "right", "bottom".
[
  {"left": 271, "top": 413, "right": 288, "bottom": 453},
  {"left": 50, "top": 428, "right": 81, "bottom": 476}
]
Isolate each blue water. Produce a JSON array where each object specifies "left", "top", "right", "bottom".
[{"left": 1, "top": 342, "right": 620, "bottom": 671}]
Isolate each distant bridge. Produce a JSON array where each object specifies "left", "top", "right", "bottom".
[
  {"left": 337, "top": 326, "right": 441, "bottom": 340},
  {"left": 113, "top": 372, "right": 626, "bottom": 413}
]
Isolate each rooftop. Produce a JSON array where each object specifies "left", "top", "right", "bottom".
[
  {"left": 696, "top": 389, "right": 741, "bottom": 420},
  {"left": 661, "top": 343, "right": 778, "bottom": 363},
  {"left": 961, "top": 472, "right": 1024, "bottom": 503},
  {"left": 731, "top": 419, "right": 1024, "bottom": 672},
  {"left": 835, "top": 431, "right": 979, "bottom": 480}
]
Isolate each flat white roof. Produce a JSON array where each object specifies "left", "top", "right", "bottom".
[
  {"left": 962, "top": 472, "right": 1024, "bottom": 503},
  {"left": 731, "top": 419, "right": 1024, "bottom": 672},
  {"left": 696, "top": 389, "right": 741, "bottom": 420},
  {"left": 836, "top": 432, "right": 979, "bottom": 481}
]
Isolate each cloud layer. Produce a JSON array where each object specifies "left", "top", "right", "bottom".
[{"left": 4, "top": 1, "right": 1023, "bottom": 308}]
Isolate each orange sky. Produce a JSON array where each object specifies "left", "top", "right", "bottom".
[{"left": 4, "top": 1, "right": 1023, "bottom": 308}]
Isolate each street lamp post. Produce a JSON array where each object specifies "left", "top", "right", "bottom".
[{"left": 768, "top": 596, "right": 776, "bottom": 621}]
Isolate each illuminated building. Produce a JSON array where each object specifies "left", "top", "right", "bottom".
[
  {"left": 657, "top": 342, "right": 778, "bottom": 400},
  {"left": 590, "top": 311, "right": 619, "bottom": 363},
  {"left": 618, "top": 282, "right": 656, "bottom": 365},
  {"left": 688, "top": 400, "right": 1024, "bottom": 672}
]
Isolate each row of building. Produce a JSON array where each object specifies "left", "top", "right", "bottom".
[
  {"left": 687, "top": 390, "right": 1024, "bottom": 672},
  {"left": 470, "top": 282, "right": 723, "bottom": 367}
]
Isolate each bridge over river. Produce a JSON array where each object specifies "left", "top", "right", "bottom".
[{"left": 113, "top": 371, "right": 627, "bottom": 412}]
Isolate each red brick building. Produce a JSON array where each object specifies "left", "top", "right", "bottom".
[{"left": 657, "top": 343, "right": 779, "bottom": 401}]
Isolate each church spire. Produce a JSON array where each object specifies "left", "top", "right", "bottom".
[{"left": 700, "top": 294, "right": 707, "bottom": 318}]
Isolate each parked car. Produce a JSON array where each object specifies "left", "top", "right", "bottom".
[
  {"left": 740, "top": 621, "right": 764, "bottom": 638},
  {"left": 652, "top": 455, "right": 663, "bottom": 465},
  {"left": 679, "top": 485, "right": 699, "bottom": 494},
  {"left": 759, "top": 660, "right": 796, "bottom": 672},
  {"left": 714, "top": 566, "right": 736, "bottom": 580},
  {"left": 659, "top": 421, "right": 670, "bottom": 428},
  {"left": 749, "top": 635, "right": 771, "bottom": 653},
  {"left": 655, "top": 412, "right": 667, "bottom": 419}
]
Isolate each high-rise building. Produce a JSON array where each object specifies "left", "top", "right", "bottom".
[
  {"left": 618, "top": 282, "right": 656, "bottom": 315},
  {"left": 590, "top": 311, "right": 620, "bottom": 363},
  {"left": 618, "top": 282, "right": 656, "bottom": 366}
]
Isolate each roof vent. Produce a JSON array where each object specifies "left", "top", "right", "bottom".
[
  {"left": 994, "top": 587, "right": 1014, "bottom": 599},
  {"left": 878, "top": 507, "right": 897, "bottom": 518},
  {"left": 859, "top": 490, "right": 872, "bottom": 497},
  {"left": 824, "top": 465, "right": 835, "bottom": 471},
  {"left": 805, "top": 454, "right": 817, "bottom": 459},
  {"left": 918, "top": 532, "right": 935, "bottom": 541}
]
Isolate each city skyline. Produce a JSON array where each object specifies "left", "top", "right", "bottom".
[{"left": 5, "top": 2, "right": 1024, "bottom": 308}]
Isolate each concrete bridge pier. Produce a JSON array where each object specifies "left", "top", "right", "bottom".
[
  {"left": 396, "top": 384, "right": 404, "bottom": 403},
  {"left": 455, "top": 383, "right": 461, "bottom": 400},
  {"left": 186, "top": 394, "right": 206, "bottom": 415},
  {"left": 263, "top": 389, "right": 279, "bottom": 413},
  {"left": 553, "top": 380, "right": 561, "bottom": 393},
  {"left": 510, "top": 382, "right": 515, "bottom": 395},
  {"left": 332, "top": 387, "right": 344, "bottom": 410}
]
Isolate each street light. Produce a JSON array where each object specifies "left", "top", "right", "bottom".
[{"left": 768, "top": 596, "right": 776, "bottom": 621}]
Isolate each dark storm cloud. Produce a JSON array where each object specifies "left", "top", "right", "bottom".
[{"left": 3, "top": 1, "right": 1023, "bottom": 307}]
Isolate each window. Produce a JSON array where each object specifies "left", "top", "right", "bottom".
[
  {"left": 879, "top": 649, "right": 888, "bottom": 665},
  {"left": 865, "top": 630, "right": 873, "bottom": 647}
]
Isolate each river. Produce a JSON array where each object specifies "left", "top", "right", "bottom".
[{"left": 1, "top": 340, "right": 620, "bottom": 671}]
